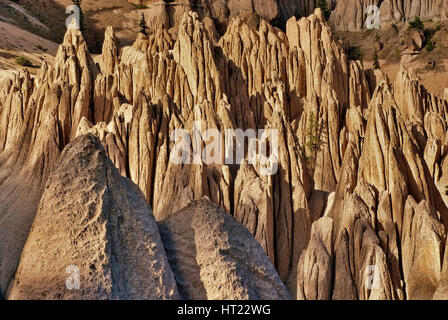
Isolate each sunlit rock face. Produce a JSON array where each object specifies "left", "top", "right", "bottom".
[
  {"left": 1, "top": 6, "right": 448, "bottom": 300},
  {"left": 330, "top": 0, "right": 448, "bottom": 31}
]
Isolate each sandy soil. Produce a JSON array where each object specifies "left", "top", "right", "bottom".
[
  {"left": 0, "top": 21, "right": 58, "bottom": 73},
  {"left": 364, "top": 58, "right": 448, "bottom": 97},
  {"left": 339, "top": 20, "right": 448, "bottom": 98}
]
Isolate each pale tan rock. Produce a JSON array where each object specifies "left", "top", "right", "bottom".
[
  {"left": 297, "top": 217, "right": 333, "bottom": 300},
  {"left": 332, "top": 229, "right": 357, "bottom": 300},
  {"left": 330, "top": 0, "right": 448, "bottom": 31},
  {"left": 3, "top": 6, "right": 448, "bottom": 301},
  {"left": 8, "top": 134, "right": 179, "bottom": 300},
  {"left": 401, "top": 198, "right": 446, "bottom": 300},
  {"left": 353, "top": 219, "right": 397, "bottom": 300},
  {"left": 234, "top": 161, "right": 275, "bottom": 262},
  {"left": 100, "top": 26, "right": 119, "bottom": 75},
  {"left": 376, "top": 191, "right": 405, "bottom": 299},
  {"left": 158, "top": 198, "right": 291, "bottom": 300}
]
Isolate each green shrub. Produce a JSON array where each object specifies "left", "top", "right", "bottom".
[
  {"left": 15, "top": 56, "right": 32, "bottom": 67},
  {"left": 133, "top": 4, "right": 148, "bottom": 9},
  {"left": 426, "top": 41, "right": 436, "bottom": 51},
  {"left": 305, "top": 111, "right": 324, "bottom": 171},
  {"left": 375, "top": 33, "right": 380, "bottom": 42},
  {"left": 424, "top": 28, "right": 437, "bottom": 52},
  {"left": 316, "top": 0, "right": 331, "bottom": 21},
  {"left": 408, "top": 16, "right": 424, "bottom": 30},
  {"left": 347, "top": 46, "right": 363, "bottom": 61},
  {"left": 373, "top": 49, "right": 380, "bottom": 69}
]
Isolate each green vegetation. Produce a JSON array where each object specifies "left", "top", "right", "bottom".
[
  {"left": 316, "top": 0, "right": 331, "bottom": 21},
  {"left": 408, "top": 16, "right": 424, "bottom": 30},
  {"left": 373, "top": 49, "right": 380, "bottom": 69},
  {"left": 375, "top": 33, "right": 380, "bottom": 43},
  {"left": 424, "top": 26, "right": 440, "bottom": 52},
  {"left": 139, "top": 13, "right": 148, "bottom": 36},
  {"left": 15, "top": 56, "right": 32, "bottom": 67},
  {"left": 406, "top": 17, "right": 439, "bottom": 52},
  {"left": 133, "top": 4, "right": 148, "bottom": 9},
  {"left": 426, "top": 41, "right": 436, "bottom": 52},
  {"left": 305, "top": 111, "right": 324, "bottom": 171},
  {"left": 347, "top": 46, "right": 363, "bottom": 61}
]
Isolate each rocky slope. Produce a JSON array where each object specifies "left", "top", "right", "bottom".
[
  {"left": 8, "top": 134, "right": 180, "bottom": 300},
  {"left": 7, "top": 134, "right": 287, "bottom": 299},
  {"left": 158, "top": 199, "right": 291, "bottom": 300},
  {"left": 330, "top": 0, "right": 448, "bottom": 31},
  {"left": 1, "top": 7, "right": 448, "bottom": 300}
]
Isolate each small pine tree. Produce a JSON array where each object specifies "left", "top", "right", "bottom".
[
  {"left": 373, "top": 49, "right": 380, "bottom": 69},
  {"left": 316, "top": 0, "right": 331, "bottom": 21},
  {"left": 408, "top": 16, "right": 424, "bottom": 30},
  {"left": 139, "top": 13, "right": 148, "bottom": 36},
  {"left": 305, "top": 111, "right": 323, "bottom": 171},
  {"left": 373, "top": 31, "right": 380, "bottom": 69},
  {"left": 71, "top": 0, "right": 85, "bottom": 32}
]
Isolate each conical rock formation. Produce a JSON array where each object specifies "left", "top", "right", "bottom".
[
  {"left": 8, "top": 134, "right": 180, "bottom": 300},
  {"left": 158, "top": 198, "right": 291, "bottom": 300}
]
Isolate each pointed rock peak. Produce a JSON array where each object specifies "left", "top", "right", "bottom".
[
  {"left": 396, "top": 64, "right": 420, "bottom": 84},
  {"left": 54, "top": 28, "right": 97, "bottom": 81},
  {"left": 313, "top": 7, "right": 327, "bottom": 24},
  {"left": 105, "top": 25, "right": 115, "bottom": 41},
  {"left": 369, "top": 79, "right": 396, "bottom": 110},
  {"left": 179, "top": 11, "right": 201, "bottom": 36},
  {"left": 127, "top": 32, "right": 153, "bottom": 59},
  {"left": 100, "top": 26, "right": 119, "bottom": 75},
  {"left": 61, "top": 29, "right": 89, "bottom": 52},
  {"left": 134, "top": 31, "right": 149, "bottom": 47},
  {"left": 8, "top": 134, "right": 180, "bottom": 300},
  {"left": 158, "top": 198, "right": 291, "bottom": 300},
  {"left": 177, "top": 11, "right": 216, "bottom": 43}
]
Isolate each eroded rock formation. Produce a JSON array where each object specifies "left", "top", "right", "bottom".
[
  {"left": 330, "top": 0, "right": 448, "bottom": 31},
  {"left": 8, "top": 134, "right": 179, "bottom": 300},
  {"left": 158, "top": 199, "right": 291, "bottom": 300},
  {"left": 1, "top": 7, "right": 448, "bottom": 300}
]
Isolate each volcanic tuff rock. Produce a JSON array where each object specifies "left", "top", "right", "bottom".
[
  {"left": 0, "top": 29, "right": 97, "bottom": 296},
  {"left": 130, "top": 0, "right": 324, "bottom": 32},
  {"left": 330, "top": 0, "right": 448, "bottom": 31},
  {"left": 1, "top": 6, "right": 448, "bottom": 300},
  {"left": 158, "top": 199, "right": 291, "bottom": 300},
  {"left": 6, "top": 134, "right": 290, "bottom": 300},
  {"left": 8, "top": 134, "right": 179, "bottom": 300},
  {"left": 132, "top": 0, "right": 448, "bottom": 33}
]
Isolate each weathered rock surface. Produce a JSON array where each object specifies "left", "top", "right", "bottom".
[
  {"left": 131, "top": 0, "right": 320, "bottom": 33},
  {"left": 297, "top": 217, "right": 333, "bottom": 300},
  {"left": 0, "top": 29, "right": 96, "bottom": 296},
  {"left": 8, "top": 134, "right": 180, "bottom": 300},
  {"left": 330, "top": 0, "right": 448, "bottom": 31},
  {"left": 1, "top": 6, "right": 448, "bottom": 300},
  {"left": 158, "top": 198, "right": 291, "bottom": 300},
  {"left": 402, "top": 198, "right": 446, "bottom": 299}
]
